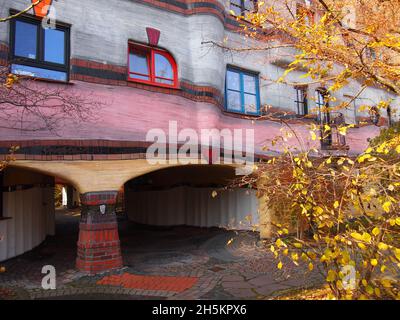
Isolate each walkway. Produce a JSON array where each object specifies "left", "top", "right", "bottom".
[{"left": 0, "top": 209, "right": 323, "bottom": 300}]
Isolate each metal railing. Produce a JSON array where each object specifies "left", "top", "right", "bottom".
[{"left": 319, "top": 112, "right": 348, "bottom": 150}]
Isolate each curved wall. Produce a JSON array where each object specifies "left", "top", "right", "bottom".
[
  {"left": 1, "top": 0, "right": 394, "bottom": 120},
  {"left": 0, "top": 187, "right": 55, "bottom": 261},
  {"left": 126, "top": 186, "right": 259, "bottom": 230},
  {"left": 0, "top": 168, "right": 55, "bottom": 262}
]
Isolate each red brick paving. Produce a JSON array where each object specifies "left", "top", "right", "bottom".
[{"left": 97, "top": 273, "right": 198, "bottom": 293}]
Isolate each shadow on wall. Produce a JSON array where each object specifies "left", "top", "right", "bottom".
[{"left": 126, "top": 186, "right": 259, "bottom": 230}]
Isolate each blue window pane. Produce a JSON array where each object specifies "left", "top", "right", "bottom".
[
  {"left": 244, "top": 94, "right": 257, "bottom": 113},
  {"left": 230, "top": 5, "right": 242, "bottom": 16},
  {"left": 11, "top": 64, "right": 67, "bottom": 81},
  {"left": 243, "top": 74, "right": 256, "bottom": 94},
  {"left": 244, "top": 0, "right": 255, "bottom": 11},
  {"left": 227, "top": 90, "right": 242, "bottom": 112},
  {"left": 226, "top": 68, "right": 260, "bottom": 115},
  {"left": 227, "top": 70, "right": 240, "bottom": 90},
  {"left": 44, "top": 28, "right": 65, "bottom": 64},
  {"left": 129, "top": 52, "right": 149, "bottom": 79},
  {"left": 154, "top": 53, "right": 173, "bottom": 80},
  {"left": 14, "top": 21, "right": 37, "bottom": 59}
]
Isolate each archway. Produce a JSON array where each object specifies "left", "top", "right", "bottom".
[
  {"left": 118, "top": 164, "right": 261, "bottom": 279},
  {"left": 123, "top": 164, "right": 259, "bottom": 230},
  {"left": 0, "top": 165, "right": 80, "bottom": 267}
]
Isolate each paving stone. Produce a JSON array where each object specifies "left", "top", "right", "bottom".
[
  {"left": 0, "top": 209, "right": 325, "bottom": 300},
  {"left": 222, "top": 275, "right": 245, "bottom": 282},
  {"left": 227, "top": 288, "right": 256, "bottom": 298},
  {"left": 254, "top": 283, "right": 289, "bottom": 296},
  {"left": 221, "top": 281, "right": 253, "bottom": 289},
  {"left": 248, "top": 275, "right": 274, "bottom": 287}
]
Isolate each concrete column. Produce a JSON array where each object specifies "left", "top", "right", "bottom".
[
  {"left": 258, "top": 194, "right": 274, "bottom": 239},
  {"left": 76, "top": 191, "right": 123, "bottom": 274}
]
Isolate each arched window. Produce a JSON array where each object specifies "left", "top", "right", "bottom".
[{"left": 128, "top": 42, "right": 178, "bottom": 88}]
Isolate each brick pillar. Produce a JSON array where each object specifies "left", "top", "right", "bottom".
[{"left": 76, "top": 191, "right": 123, "bottom": 274}]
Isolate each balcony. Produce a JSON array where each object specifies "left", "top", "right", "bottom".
[{"left": 319, "top": 112, "right": 349, "bottom": 151}]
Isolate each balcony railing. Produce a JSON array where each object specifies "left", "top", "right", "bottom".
[{"left": 319, "top": 112, "right": 349, "bottom": 150}]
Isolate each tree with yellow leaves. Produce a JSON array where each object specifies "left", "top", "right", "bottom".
[{"left": 226, "top": 0, "right": 400, "bottom": 299}]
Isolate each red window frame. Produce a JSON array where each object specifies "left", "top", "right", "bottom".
[{"left": 127, "top": 42, "right": 178, "bottom": 89}]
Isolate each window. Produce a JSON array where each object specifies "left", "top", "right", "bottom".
[
  {"left": 225, "top": 67, "right": 260, "bottom": 115},
  {"left": 315, "top": 88, "right": 332, "bottom": 146},
  {"left": 365, "top": 47, "right": 377, "bottom": 60},
  {"left": 230, "top": 0, "right": 258, "bottom": 16},
  {"left": 128, "top": 42, "right": 178, "bottom": 88},
  {"left": 315, "top": 89, "right": 330, "bottom": 123},
  {"left": 10, "top": 14, "right": 70, "bottom": 81},
  {"left": 295, "top": 86, "right": 308, "bottom": 115}
]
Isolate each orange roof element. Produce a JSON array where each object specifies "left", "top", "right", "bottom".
[
  {"left": 32, "top": 0, "right": 53, "bottom": 18},
  {"left": 97, "top": 273, "right": 198, "bottom": 293}
]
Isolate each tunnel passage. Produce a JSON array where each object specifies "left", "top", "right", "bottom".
[{"left": 124, "top": 165, "right": 259, "bottom": 230}]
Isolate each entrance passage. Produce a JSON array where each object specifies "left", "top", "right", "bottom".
[{"left": 125, "top": 165, "right": 259, "bottom": 230}]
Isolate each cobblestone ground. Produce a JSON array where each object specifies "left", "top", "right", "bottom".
[{"left": 0, "top": 209, "right": 323, "bottom": 300}]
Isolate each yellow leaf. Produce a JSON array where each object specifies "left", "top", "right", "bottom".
[
  {"left": 227, "top": 238, "right": 234, "bottom": 245},
  {"left": 351, "top": 232, "right": 363, "bottom": 241},
  {"left": 394, "top": 248, "right": 400, "bottom": 261},
  {"left": 358, "top": 154, "right": 371, "bottom": 163},
  {"left": 326, "top": 270, "right": 336, "bottom": 282},
  {"left": 382, "top": 201, "right": 391, "bottom": 213},
  {"left": 310, "top": 131, "right": 317, "bottom": 141},
  {"left": 333, "top": 201, "right": 339, "bottom": 209},
  {"left": 370, "top": 259, "right": 378, "bottom": 266},
  {"left": 372, "top": 227, "right": 380, "bottom": 236},
  {"left": 381, "top": 278, "right": 392, "bottom": 288},
  {"left": 308, "top": 262, "right": 314, "bottom": 271},
  {"left": 378, "top": 242, "right": 388, "bottom": 251},
  {"left": 396, "top": 145, "right": 400, "bottom": 153},
  {"left": 277, "top": 261, "right": 283, "bottom": 269},
  {"left": 358, "top": 243, "right": 366, "bottom": 250},
  {"left": 362, "top": 233, "right": 372, "bottom": 243},
  {"left": 366, "top": 285, "right": 374, "bottom": 295},
  {"left": 362, "top": 279, "right": 368, "bottom": 286}
]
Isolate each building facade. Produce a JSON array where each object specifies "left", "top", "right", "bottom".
[{"left": 0, "top": 0, "right": 393, "bottom": 273}]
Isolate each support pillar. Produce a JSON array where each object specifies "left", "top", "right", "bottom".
[
  {"left": 258, "top": 194, "right": 274, "bottom": 239},
  {"left": 76, "top": 191, "right": 123, "bottom": 274}
]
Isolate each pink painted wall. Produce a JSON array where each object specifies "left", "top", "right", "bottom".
[{"left": 0, "top": 80, "right": 380, "bottom": 156}]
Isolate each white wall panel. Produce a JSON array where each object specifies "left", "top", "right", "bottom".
[
  {"left": 0, "top": 187, "right": 55, "bottom": 262},
  {"left": 126, "top": 187, "right": 259, "bottom": 230}
]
